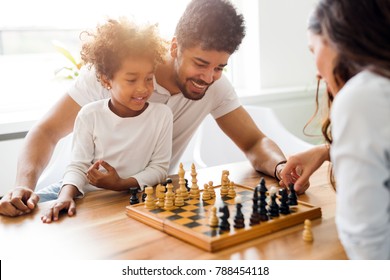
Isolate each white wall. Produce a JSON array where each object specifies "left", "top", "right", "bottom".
[
  {"left": 257, "top": 0, "right": 318, "bottom": 89},
  {"left": 236, "top": 0, "right": 322, "bottom": 143}
]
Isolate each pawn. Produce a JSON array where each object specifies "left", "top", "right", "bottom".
[
  {"left": 164, "top": 179, "right": 175, "bottom": 210},
  {"left": 233, "top": 196, "right": 245, "bottom": 229},
  {"left": 144, "top": 186, "right": 155, "bottom": 210},
  {"left": 219, "top": 205, "right": 230, "bottom": 231},
  {"left": 175, "top": 188, "right": 184, "bottom": 207},
  {"left": 208, "top": 206, "right": 219, "bottom": 227},
  {"left": 164, "top": 193, "right": 175, "bottom": 210},
  {"left": 268, "top": 186, "right": 280, "bottom": 218},
  {"left": 208, "top": 181, "right": 216, "bottom": 198},
  {"left": 288, "top": 183, "right": 298, "bottom": 207},
  {"left": 155, "top": 184, "right": 165, "bottom": 208},
  {"left": 202, "top": 184, "right": 212, "bottom": 201},
  {"left": 129, "top": 187, "right": 139, "bottom": 205},
  {"left": 165, "top": 179, "right": 175, "bottom": 199},
  {"left": 227, "top": 181, "right": 236, "bottom": 198},
  {"left": 302, "top": 219, "right": 314, "bottom": 242}
]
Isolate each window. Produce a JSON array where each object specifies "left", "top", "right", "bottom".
[{"left": 0, "top": 0, "right": 192, "bottom": 115}]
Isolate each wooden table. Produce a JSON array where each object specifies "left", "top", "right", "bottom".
[{"left": 0, "top": 161, "right": 347, "bottom": 260}]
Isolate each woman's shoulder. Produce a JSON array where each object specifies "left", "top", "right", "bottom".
[{"left": 334, "top": 71, "right": 390, "bottom": 114}]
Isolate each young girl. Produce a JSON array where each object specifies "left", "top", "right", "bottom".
[
  {"left": 281, "top": 0, "right": 390, "bottom": 259},
  {"left": 40, "top": 18, "right": 172, "bottom": 223}
]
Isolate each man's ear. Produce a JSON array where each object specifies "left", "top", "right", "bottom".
[{"left": 170, "top": 37, "right": 178, "bottom": 58}]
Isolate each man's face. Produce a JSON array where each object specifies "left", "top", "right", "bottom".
[{"left": 172, "top": 42, "right": 231, "bottom": 100}]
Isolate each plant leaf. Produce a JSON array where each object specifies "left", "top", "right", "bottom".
[{"left": 52, "top": 40, "right": 78, "bottom": 67}]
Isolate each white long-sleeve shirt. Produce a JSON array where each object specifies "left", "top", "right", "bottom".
[
  {"left": 331, "top": 70, "right": 390, "bottom": 259},
  {"left": 62, "top": 99, "right": 173, "bottom": 195}
]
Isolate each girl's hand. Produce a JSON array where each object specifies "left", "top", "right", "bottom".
[
  {"left": 41, "top": 197, "right": 76, "bottom": 223},
  {"left": 87, "top": 160, "right": 124, "bottom": 191}
]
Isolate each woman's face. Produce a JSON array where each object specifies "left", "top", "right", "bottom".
[{"left": 307, "top": 30, "right": 339, "bottom": 97}]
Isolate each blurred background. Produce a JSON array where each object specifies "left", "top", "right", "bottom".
[{"left": 0, "top": 0, "right": 325, "bottom": 195}]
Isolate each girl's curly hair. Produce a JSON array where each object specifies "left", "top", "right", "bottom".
[{"left": 80, "top": 17, "right": 168, "bottom": 84}]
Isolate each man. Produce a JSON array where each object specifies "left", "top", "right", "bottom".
[{"left": 0, "top": 0, "right": 287, "bottom": 217}]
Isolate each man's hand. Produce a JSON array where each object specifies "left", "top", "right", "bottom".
[{"left": 0, "top": 187, "right": 39, "bottom": 217}]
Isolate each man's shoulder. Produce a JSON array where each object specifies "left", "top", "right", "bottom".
[
  {"left": 208, "top": 74, "right": 234, "bottom": 93},
  {"left": 68, "top": 66, "right": 110, "bottom": 106},
  {"left": 148, "top": 102, "right": 173, "bottom": 117}
]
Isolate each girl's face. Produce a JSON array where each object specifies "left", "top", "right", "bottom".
[
  {"left": 107, "top": 56, "right": 155, "bottom": 117},
  {"left": 307, "top": 31, "right": 339, "bottom": 97}
]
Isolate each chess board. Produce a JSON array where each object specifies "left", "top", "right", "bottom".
[{"left": 125, "top": 184, "right": 321, "bottom": 252}]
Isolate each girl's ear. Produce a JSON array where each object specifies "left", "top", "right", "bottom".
[{"left": 100, "top": 75, "right": 111, "bottom": 90}]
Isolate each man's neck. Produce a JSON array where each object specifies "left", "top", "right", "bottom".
[{"left": 155, "top": 58, "right": 181, "bottom": 96}]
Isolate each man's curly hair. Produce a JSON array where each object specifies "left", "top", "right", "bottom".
[
  {"left": 175, "top": 0, "right": 246, "bottom": 53},
  {"left": 80, "top": 17, "right": 167, "bottom": 84}
]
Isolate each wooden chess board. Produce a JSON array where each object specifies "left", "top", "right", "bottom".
[{"left": 125, "top": 184, "right": 322, "bottom": 252}]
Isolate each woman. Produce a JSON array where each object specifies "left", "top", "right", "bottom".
[{"left": 280, "top": 0, "right": 390, "bottom": 259}]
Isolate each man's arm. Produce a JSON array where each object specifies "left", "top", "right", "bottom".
[
  {"left": 0, "top": 93, "right": 81, "bottom": 217},
  {"left": 16, "top": 94, "right": 80, "bottom": 188},
  {"left": 215, "top": 106, "right": 286, "bottom": 177}
]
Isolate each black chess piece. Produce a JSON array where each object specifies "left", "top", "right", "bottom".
[
  {"left": 163, "top": 179, "right": 172, "bottom": 192},
  {"left": 279, "top": 188, "right": 291, "bottom": 215},
  {"left": 258, "top": 178, "right": 268, "bottom": 201},
  {"left": 185, "top": 178, "right": 190, "bottom": 191},
  {"left": 234, "top": 202, "right": 245, "bottom": 229},
  {"left": 258, "top": 177, "right": 267, "bottom": 190},
  {"left": 129, "top": 187, "right": 139, "bottom": 205},
  {"left": 141, "top": 185, "right": 148, "bottom": 202},
  {"left": 268, "top": 192, "right": 280, "bottom": 218},
  {"left": 219, "top": 205, "right": 230, "bottom": 231},
  {"left": 258, "top": 184, "right": 269, "bottom": 221},
  {"left": 258, "top": 178, "right": 268, "bottom": 202},
  {"left": 288, "top": 183, "right": 298, "bottom": 206},
  {"left": 250, "top": 187, "right": 261, "bottom": 225}
]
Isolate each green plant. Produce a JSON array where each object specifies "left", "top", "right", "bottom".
[{"left": 52, "top": 40, "right": 82, "bottom": 79}]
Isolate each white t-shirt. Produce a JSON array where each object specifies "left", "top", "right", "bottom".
[
  {"left": 331, "top": 70, "right": 390, "bottom": 259},
  {"left": 68, "top": 66, "right": 241, "bottom": 174},
  {"left": 62, "top": 100, "right": 173, "bottom": 195}
]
